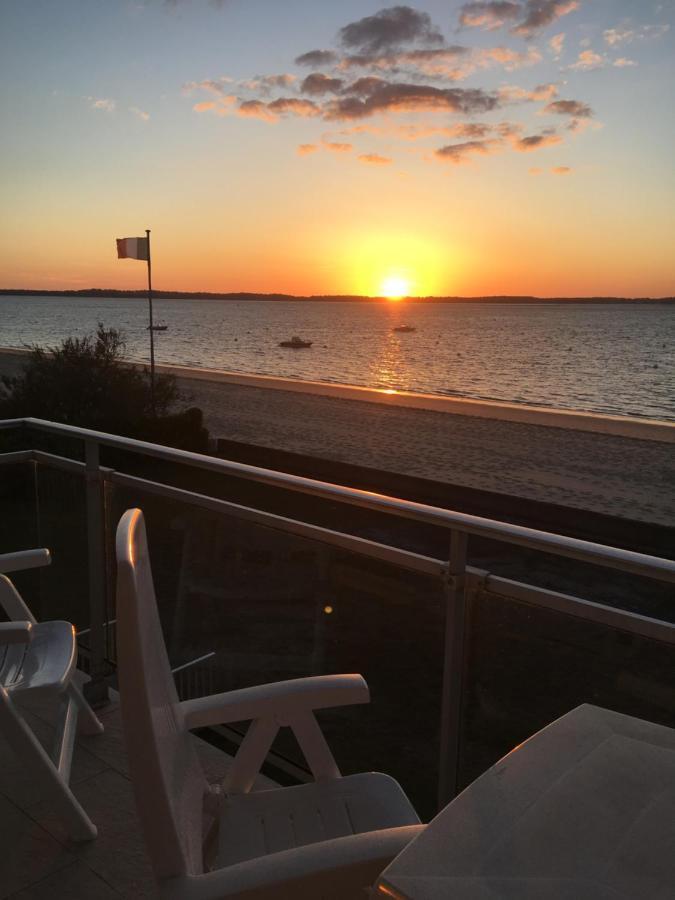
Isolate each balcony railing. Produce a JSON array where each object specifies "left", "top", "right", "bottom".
[{"left": 1, "top": 416, "right": 674, "bottom": 818}]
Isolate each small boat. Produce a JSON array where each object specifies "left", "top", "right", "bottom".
[
  {"left": 279, "top": 336, "right": 312, "bottom": 348},
  {"left": 148, "top": 324, "right": 168, "bottom": 332},
  {"left": 392, "top": 324, "right": 416, "bottom": 333}
]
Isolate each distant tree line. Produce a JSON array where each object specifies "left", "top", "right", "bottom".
[{"left": 1, "top": 289, "right": 672, "bottom": 303}]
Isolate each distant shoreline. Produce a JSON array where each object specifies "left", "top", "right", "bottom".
[{"left": 1, "top": 289, "right": 673, "bottom": 304}]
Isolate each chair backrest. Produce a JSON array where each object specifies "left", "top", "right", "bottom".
[{"left": 115, "top": 508, "right": 208, "bottom": 879}]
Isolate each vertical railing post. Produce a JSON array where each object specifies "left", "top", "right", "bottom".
[
  {"left": 437, "top": 528, "right": 468, "bottom": 809},
  {"left": 83, "top": 440, "right": 109, "bottom": 706}
]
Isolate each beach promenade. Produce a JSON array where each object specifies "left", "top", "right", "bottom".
[{"left": 1, "top": 349, "right": 673, "bottom": 527}]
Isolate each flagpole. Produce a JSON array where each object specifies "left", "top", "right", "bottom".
[{"left": 146, "top": 228, "right": 156, "bottom": 414}]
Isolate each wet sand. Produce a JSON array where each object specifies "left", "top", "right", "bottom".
[{"left": 1, "top": 349, "right": 673, "bottom": 526}]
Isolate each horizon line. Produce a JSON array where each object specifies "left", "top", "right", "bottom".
[{"left": 1, "top": 288, "right": 674, "bottom": 303}]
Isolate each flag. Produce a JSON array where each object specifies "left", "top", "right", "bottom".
[{"left": 116, "top": 237, "right": 148, "bottom": 260}]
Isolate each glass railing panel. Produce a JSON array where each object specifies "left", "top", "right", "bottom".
[
  {"left": 31, "top": 462, "right": 90, "bottom": 629},
  {"left": 459, "top": 582, "right": 675, "bottom": 790},
  {"left": 0, "top": 461, "right": 40, "bottom": 604},
  {"left": 107, "top": 481, "right": 445, "bottom": 818}
]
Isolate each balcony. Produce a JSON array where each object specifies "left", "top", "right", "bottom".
[{"left": 1, "top": 417, "right": 674, "bottom": 898}]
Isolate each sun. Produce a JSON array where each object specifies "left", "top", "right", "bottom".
[{"left": 380, "top": 275, "right": 411, "bottom": 299}]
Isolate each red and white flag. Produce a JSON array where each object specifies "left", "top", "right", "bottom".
[{"left": 116, "top": 236, "right": 148, "bottom": 260}]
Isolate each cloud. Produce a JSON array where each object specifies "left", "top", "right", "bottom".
[
  {"left": 358, "top": 153, "right": 393, "bottom": 165},
  {"left": 87, "top": 97, "right": 115, "bottom": 112},
  {"left": 183, "top": 77, "right": 233, "bottom": 96},
  {"left": 339, "top": 6, "right": 443, "bottom": 54},
  {"left": 295, "top": 49, "right": 339, "bottom": 67},
  {"left": 193, "top": 94, "right": 237, "bottom": 115},
  {"left": 301, "top": 73, "right": 344, "bottom": 95},
  {"left": 548, "top": 32, "right": 565, "bottom": 58},
  {"left": 551, "top": 165, "right": 572, "bottom": 174},
  {"left": 567, "top": 49, "right": 604, "bottom": 70},
  {"left": 325, "top": 81, "right": 499, "bottom": 121},
  {"left": 499, "top": 82, "right": 558, "bottom": 102},
  {"left": 323, "top": 140, "right": 352, "bottom": 153},
  {"left": 544, "top": 98, "right": 593, "bottom": 118},
  {"left": 237, "top": 100, "right": 277, "bottom": 121},
  {"left": 246, "top": 97, "right": 321, "bottom": 120},
  {"left": 476, "top": 45, "right": 542, "bottom": 70},
  {"left": 458, "top": 2, "right": 522, "bottom": 30},
  {"left": 458, "top": 0, "right": 579, "bottom": 38},
  {"left": 603, "top": 23, "right": 669, "bottom": 46},
  {"left": 336, "top": 43, "right": 539, "bottom": 81},
  {"left": 183, "top": 4, "right": 597, "bottom": 174},
  {"left": 129, "top": 106, "right": 149, "bottom": 121},
  {"left": 512, "top": 1, "right": 579, "bottom": 38},
  {"left": 613, "top": 57, "right": 637, "bottom": 67},
  {"left": 434, "top": 139, "right": 499, "bottom": 163},
  {"left": 240, "top": 74, "right": 296, "bottom": 94},
  {"left": 513, "top": 131, "right": 563, "bottom": 150}
]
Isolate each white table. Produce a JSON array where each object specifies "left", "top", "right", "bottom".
[{"left": 374, "top": 704, "right": 675, "bottom": 899}]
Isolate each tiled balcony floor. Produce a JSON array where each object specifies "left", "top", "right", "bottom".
[{"left": 0, "top": 689, "right": 277, "bottom": 899}]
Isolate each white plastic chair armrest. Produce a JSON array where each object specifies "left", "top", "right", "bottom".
[
  {"left": 181, "top": 674, "right": 369, "bottom": 730},
  {"left": 160, "top": 825, "right": 425, "bottom": 900},
  {"left": 0, "top": 549, "right": 51, "bottom": 574},
  {"left": 0, "top": 621, "right": 33, "bottom": 644}
]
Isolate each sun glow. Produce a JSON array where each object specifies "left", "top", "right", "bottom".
[{"left": 380, "top": 275, "right": 411, "bottom": 299}]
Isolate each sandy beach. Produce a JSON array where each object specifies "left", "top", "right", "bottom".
[
  {"left": 171, "top": 370, "right": 674, "bottom": 528},
  {"left": 1, "top": 348, "right": 673, "bottom": 526}
]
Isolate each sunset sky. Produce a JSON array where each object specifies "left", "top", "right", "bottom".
[{"left": 1, "top": 0, "right": 674, "bottom": 297}]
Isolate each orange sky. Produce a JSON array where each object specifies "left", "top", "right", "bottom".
[{"left": 1, "top": 1, "right": 674, "bottom": 297}]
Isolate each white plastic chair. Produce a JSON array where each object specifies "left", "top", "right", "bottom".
[
  {"left": 0, "top": 548, "right": 104, "bottom": 841},
  {"left": 115, "top": 508, "right": 423, "bottom": 899}
]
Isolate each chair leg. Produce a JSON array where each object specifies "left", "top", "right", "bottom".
[
  {"left": 68, "top": 683, "right": 104, "bottom": 735},
  {"left": 0, "top": 695, "right": 97, "bottom": 841}
]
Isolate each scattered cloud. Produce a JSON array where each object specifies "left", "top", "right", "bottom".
[
  {"left": 300, "top": 73, "right": 344, "bottom": 95},
  {"left": 434, "top": 138, "right": 500, "bottom": 163},
  {"left": 129, "top": 106, "right": 149, "bottom": 121},
  {"left": 548, "top": 32, "right": 565, "bottom": 58},
  {"left": 613, "top": 57, "right": 638, "bottom": 67},
  {"left": 603, "top": 23, "right": 670, "bottom": 46},
  {"left": 459, "top": 0, "right": 579, "bottom": 38},
  {"left": 339, "top": 6, "right": 443, "bottom": 55},
  {"left": 240, "top": 74, "right": 296, "bottom": 94},
  {"left": 458, "top": 2, "right": 521, "bottom": 30},
  {"left": 358, "top": 153, "right": 393, "bottom": 165},
  {"left": 568, "top": 49, "right": 604, "bottom": 71},
  {"left": 183, "top": 77, "right": 233, "bottom": 96},
  {"left": 544, "top": 98, "right": 593, "bottom": 118},
  {"left": 551, "top": 165, "right": 572, "bottom": 174},
  {"left": 87, "top": 97, "right": 115, "bottom": 112},
  {"left": 323, "top": 140, "right": 352, "bottom": 153},
  {"left": 324, "top": 82, "right": 499, "bottom": 121},
  {"left": 513, "top": 131, "right": 563, "bottom": 151},
  {"left": 238, "top": 97, "right": 321, "bottom": 121},
  {"left": 500, "top": 81, "right": 558, "bottom": 102},
  {"left": 512, "top": 1, "right": 579, "bottom": 38},
  {"left": 184, "top": 3, "right": 600, "bottom": 172},
  {"left": 295, "top": 50, "right": 339, "bottom": 67}
]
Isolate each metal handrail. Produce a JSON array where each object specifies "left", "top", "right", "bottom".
[
  {"left": 4, "top": 416, "right": 675, "bottom": 583},
  {"left": 2, "top": 415, "right": 674, "bottom": 807}
]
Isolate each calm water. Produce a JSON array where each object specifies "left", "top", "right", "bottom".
[{"left": 1, "top": 296, "right": 674, "bottom": 421}]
